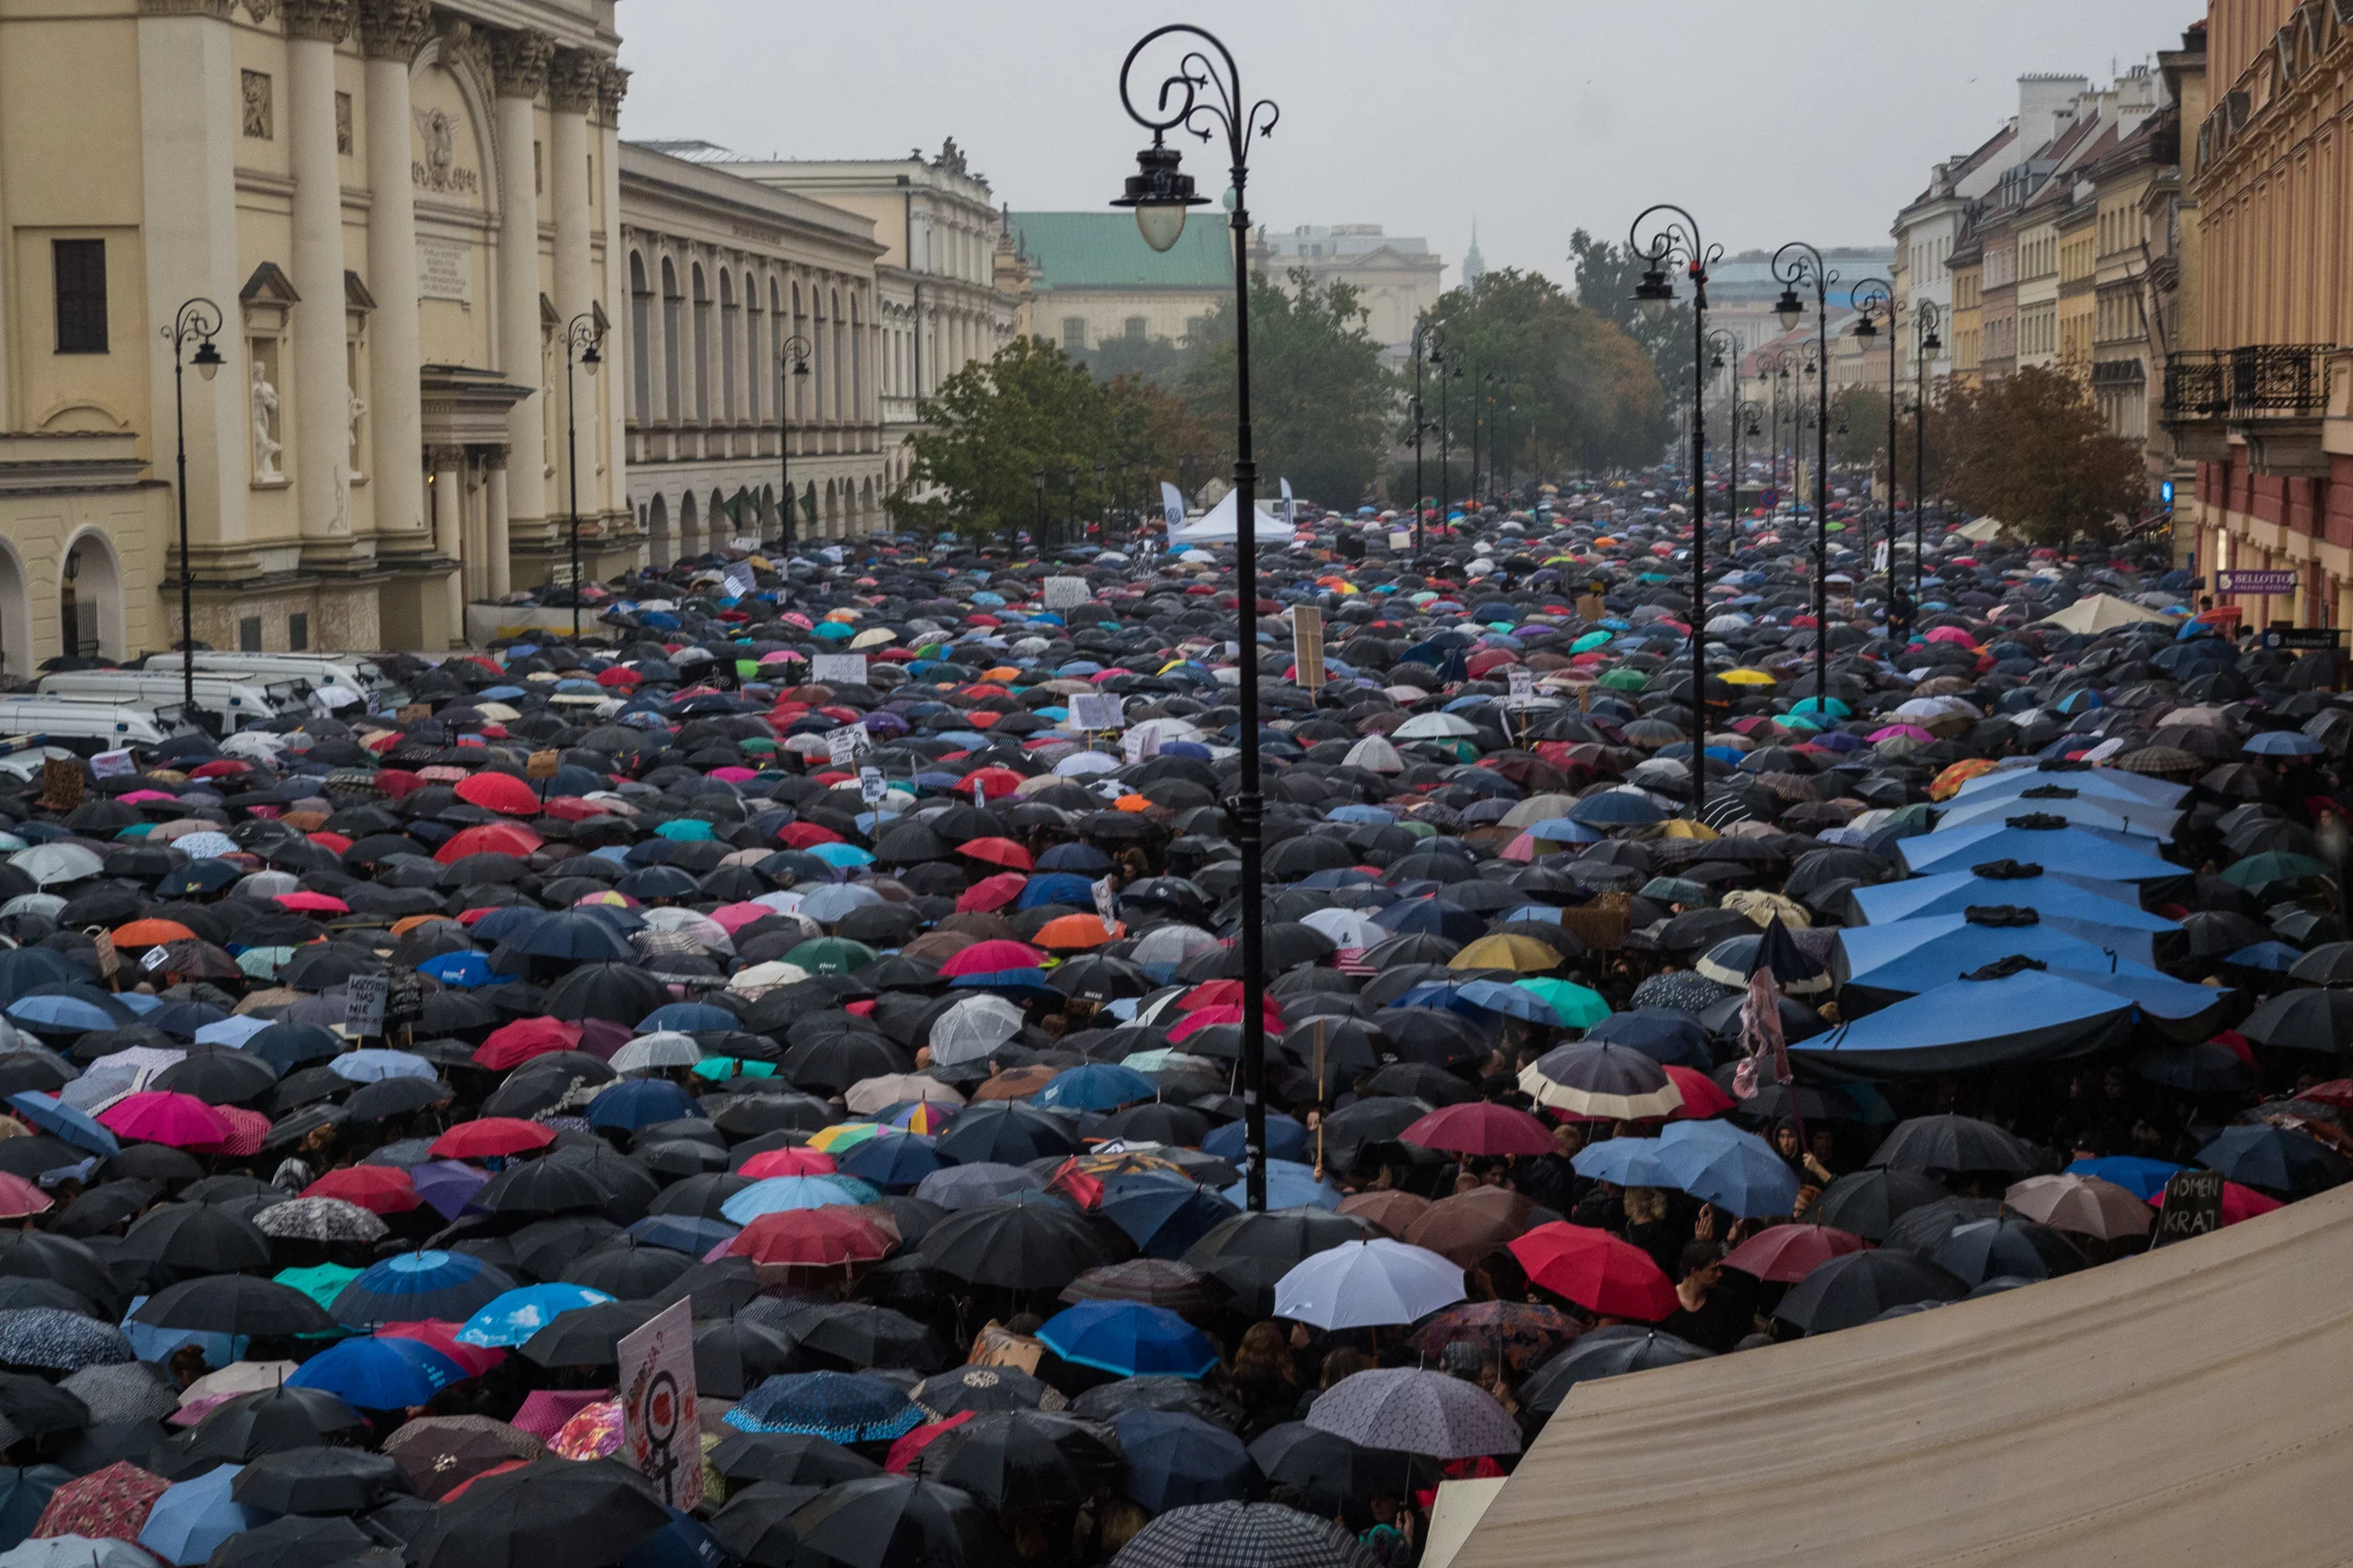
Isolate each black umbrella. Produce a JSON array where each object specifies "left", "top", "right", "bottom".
[
  {"left": 779, "top": 1303, "right": 952, "bottom": 1376},
  {"left": 2238, "top": 986, "right": 2353, "bottom": 1052},
  {"left": 1930, "top": 1215, "right": 2088, "bottom": 1284},
  {"left": 161, "top": 1386, "right": 365, "bottom": 1474},
  {"left": 932, "top": 1103, "right": 1081, "bottom": 1165},
  {"left": 1245, "top": 1421, "right": 1438, "bottom": 1512},
  {"left": 412, "top": 1459, "right": 672, "bottom": 1568},
  {"left": 708, "top": 1430, "right": 881, "bottom": 1490},
  {"left": 782, "top": 1475, "right": 1005, "bottom": 1568},
  {"left": 0, "top": 1373, "right": 89, "bottom": 1437},
  {"left": 1518, "top": 1326, "right": 1716, "bottom": 1418},
  {"left": 0, "top": 1232, "right": 119, "bottom": 1314},
  {"left": 691, "top": 1318, "right": 805, "bottom": 1400},
  {"left": 914, "top": 1409, "right": 1121, "bottom": 1509},
  {"left": 230, "top": 1446, "right": 406, "bottom": 1514},
  {"left": 470, "top": 1159, "right": 613, "bottom": 1217},
  {"left": 708, "top": 1481, "right": 822, "bottom": 1568},
  {"left": 1806, "top": 1168, "right": 1950, "bottom": 1242},
  {"left": 909, "top": 1364, "right": 1062, "bottom": 1420},
  {"left": 118, "top": 1203, "right": 273, "bottom": 1275},
  {"left": 1867, "top": 1114, "right": 2039, "bottom": 1176},
  {"left": 209, "top": 1515, "right": 378, "bottom": 1568},
  {"left": 130, "top": 1275, "right": 338, "bottom": 1337},
  {"left": 915, "top": 1194, "right": 1115, "bottom": 1291},
  {"left": 558, "top": 1239, "right": 693, "bottom": 1300},
  {"left": 1775, "top": 1249, "right": 1969, "bottom": 1335},
  {"left": 1180, "top": 1209, "right": 1383, "bottom": 1317},
  {"left": 519, "top": 1300, "right": 659, "bottom": 1369}
]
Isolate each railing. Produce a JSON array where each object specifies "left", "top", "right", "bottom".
[{"left": 2164, "top": 345, "right": 2332, "bottom": 418}]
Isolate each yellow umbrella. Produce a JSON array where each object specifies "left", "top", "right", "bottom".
[
  {"left": 1450, "top": 933, "right": 1567, "bottom": 973},
  {"left": 1653, "top": 818, "right": 1722, "bottom": 841},
  {"left": 1720, "top": 669, "right": 1777, "bottom": 686},
  {"left": 851, "top": 627, "right": 896, "bottom": 650}
]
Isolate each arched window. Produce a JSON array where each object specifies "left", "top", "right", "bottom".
[
  {"left": 691, "top": 263, "right": 710, "bottom": 423},
  {"left": 719, "top": 270, "right": 738, "bottom": 423},
  {"left": 746, "top": 272, "right": 763, "bottom": 423},
  {"left": 830, "top": 289, "right": 844, "bottom": 424},
  {"left": 628, "top": 252, "right": 651, "bottom": 423},
  {"left": 850, "top": 294, "right": 864, "bottom": 421},
  {"left": 660, "top": 258, "right": 681, "bottom": 421}
]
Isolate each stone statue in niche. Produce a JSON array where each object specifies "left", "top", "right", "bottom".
[
  {"left": 251, "top": 359, "right": 283, "bottom": 481},
  {"left": 347, "top": 390, "right": 368, "bottom": 480}
]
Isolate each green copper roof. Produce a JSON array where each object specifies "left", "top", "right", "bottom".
[{"left": 1009, "top": 211, "right": 1234, "bottom": 290}]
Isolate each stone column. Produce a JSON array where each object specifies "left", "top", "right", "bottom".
[
  {"left": 548, "top": 50, "right": 598, "bottom": 526},
  {"left": 359, "top": 0, "right": 432, "bottom": 541},
  {"left": 598, "top": 65, "right": 631, "bottom": 538},
  {"left": 284, "top": 0, "right": 356, "bottom": 546},
  {"left": 483, "top": 445, "right": 511, "bottom": 598},
  {"left": 488, "top": 28, "right": 554, "bottom": 575},
  {"left": 431, "top": 445, "right": 463, "bottom": 634}
]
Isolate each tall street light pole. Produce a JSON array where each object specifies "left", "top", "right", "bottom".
[
  {"left": 1113, "top": 22, "right": 1279, "bottom": 1212},
  {"left": 777, "top": 334, "right": 811, "bottom": 553},
  {"left": 1632, "top": 204, "right": 1718, "bottom": 822},
  {"left": 1910, "top": 300, "right": 1943, "bottom": 635},
  {"left": 1411, "top": 322, "right": 1431, "bottom": 555},
  {"left": 1847, "top": 276, "right": 1895, "bottom": 587},
  {"left": 164, "top": 299, "right": 224, "bottom": 714},
  {"left": 1435, "top": 349, "right": 1454, "bottom": 524},
  {"left": 563, "top": 312, "right": 605, "bottom": 642},
  {"left": 1773, "top": 242, "right": 1836, "bottom": 714}
]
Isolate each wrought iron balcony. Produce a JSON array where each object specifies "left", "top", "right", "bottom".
[{"left": 2162, "top": 345, "right": 2332, "bottom": 418}]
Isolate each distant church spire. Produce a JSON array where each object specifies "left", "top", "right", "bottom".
[{"left": 1462, "top": 217, "right": 1486, "bottom": 290}]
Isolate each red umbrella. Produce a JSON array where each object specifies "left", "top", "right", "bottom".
[
  {"left": 1402, "top": 1103, "right": 1556, "bottom": 1158},
  {"left": 724, "top": 1208, "right": 895, "bottom": 1271},
  {"left": 956, "top": 837, "right": 1034, "bottom": 870},
  {"left": 455, "top": 772, "right": 541, "bottom": 816},
  {"left": 430, "top": 1117, "right": 557, "bottom": 1160},
  {"left": 961, "top": 767, "right": 1026, "bottom": 800},
  {"left": 1721, "top": 1222, "right": 1867, "bottom": 1283},
  {"left": 1663, "top": 1065, "right": 1738, "bottom": 1119},
  {"left": 97, "top": 1092, "right": 233, "bottom": 1149},
  {"left": 274, "top": 891, "right": 350, "bottom": 915},
  {"left": 2148, "top": 1181, "right": 2282, "bottom": 1226},
  {"left": 472, "top": 1016, "right": 582, "bottom": 1070},
  {"left": 1166, "top": 1004, "right": 1280, "bottom": 1042},
  {"left": 377, "top": 1319, "right": 507, "bottom": 1378},
  {"left": 884, "top": 1411, "right": 974, "bottom": 1473},
  {"left": 1508, "top": 1221, "right": 1679, "bottom": 1321},
  {"left": 737, "top": 1147, "right": 840, "bottom": 1179},
  {"left": 304, "top": 1165, "right": 422, "bottom": 1214},
  {"left": 1176, "top": 980, "right": 1250, "bottom": 1012},
  {"left": 193, "top": 1105, "right": 268, "bottom": 1157},
  {"left": 434, "top": 822, "right": 544, "bottom": 866},
  {"left": 776, "top": 822, "right": 844, "bottom": 850},
  {"left": 0, "top": 1172, "right": 52, "bottom": 1221},
  {"left": 937, "top": 939, "right": 1045, "bottom": 977},
  {"left": 957, "top": 872, "right": 1027, "bottom": 913},
  {"left": 31, "top": 1459, "right": 168, "bottom": 1542}
]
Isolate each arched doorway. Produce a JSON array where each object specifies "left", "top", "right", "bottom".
[
  {"left": 647, "top": 493, "right": 672, "bottom": 567},
  {"left": 59, "top": 531, "right": 123, "bottom": 661},
  {"left": 0, "top": 540, "right": 30, "bottom": 679},
  {"left": 677, "top": 492, "right": 698, "bottom": 565}
]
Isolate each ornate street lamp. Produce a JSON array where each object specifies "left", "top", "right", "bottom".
[
  {"left": 164, "top": 299, "right": 224, "bottom": 712},
  {"left": 1910, "top": 301, "right": 1944, "bottom": 634},
  {"left": 563, "top": 312, "right": 605, "bottom": 642},
  {"left": 1772, "top": 242, "right": 1838, "bottom": 709},
  {"left": 1111, "top": 23, "right": 1279, "bottom": 1210},
  {"left": 1630, "top": 204, "right": 1720, "bottom": 819},
  {"left": 1847, "top": 276, "right": 1896, "bottom": 586},
  {"left": 777, "top": 334, "right": 811, "bottom": 553}
]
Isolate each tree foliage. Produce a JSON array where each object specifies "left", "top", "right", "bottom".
[
  {"left": 1180, "top": 268, "right": 1397, "bottom": 508},
  {"left": 1939, "top": 366, "right": 2148, "bottom": 546},
  {"left": 1569, "top": 228, "right": 1696, "bottom": 425},
  {"left": 887, "top": 337, "right": 1210, "bottom": 542},
  {"left": 1417, "top": 268, "right": 1667, "bottom": 489}
]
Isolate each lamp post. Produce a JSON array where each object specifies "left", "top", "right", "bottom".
[
  {"left": 562, "top": 312, "right": 605, "bottom": 642},
  {"left": 1772, "top": 242, "right": 1837, "bottom": 709},
  {"left": 163, "top": 299, "right": 224, "bottom": 713},
  {"left": 1065, "top": 463, "right": 1081, "bottom": 556},
  {"left": 1111, "top": 22, "right": 1280, "bottom": 1211},
  {"left": 776, "top": 334, "right": 812, "bottom": 553},
  {"left": 1435, "top": 347, "right": 1456, "bottom": 524},
  {"left": 1707, "top": 327, "right": 1740, "bottom": 526},
  {"left": 1030, "top": 466, "right": 1046, "bottom": 554},
  {"left": 1846, "top": 276, "right": 1895, "bottom": 588},
  {"left": 1095, "top": 462, "right": 1110, "bottom": 544},
  {"left": 1410, "top": 323, "right": 1432, "bottom": 556},
  {"left": 1910, "top": 301, "right": 1943, "bottom": 634},
  {"left": 1631, "top": 204, "right": 1719, "bottom": 820}
]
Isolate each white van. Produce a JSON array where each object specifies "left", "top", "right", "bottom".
[
  {"left": 35, "top": 670, "right": 291, "bottom": 730},
  {"left": 0, "top": 698, "right": 195, "bottom": 754},
  {"left": 144, "top": 651, "right": 390, "bottom": 698}
]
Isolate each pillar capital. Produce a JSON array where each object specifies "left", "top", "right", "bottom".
[
  {"left": 357, "top": 0, "right": 432, "bottom": 61},
  {"left": 429, "top": 444, "right": 466, "bottom": 470},
  {"left": 548, "top": 47, "right": 605, "bottom": 115},
  {"left": 487, "top": 27, "right": 556, "bottom": 100},
  {"left": 280, "top": 0, "right": 351, "bottom": 43},
  {"left": 595, "top": 63, "right": 631, "bottom": 128},
  {"left": 477, "top": 443, "right": 510, "bottom": 470}
]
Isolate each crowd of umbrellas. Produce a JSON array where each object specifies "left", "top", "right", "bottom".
[{"left": 0, "top": 478, "right": 2342, "bottom": 1568}]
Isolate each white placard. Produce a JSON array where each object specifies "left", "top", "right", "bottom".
[
  {"left": 138, "top": 946, "right": 169, "bottom": 973},
  {"left": 1122, "top": 726, "right": 1163, "bottom": 764},
  {"left": 345, "top": 974, "right": 387, "bottom": 1034},
  {"left": 1508, "top": 669, "right": 1536, "bottom": 701},
  {"left": 90, "top": 749, "right": 135, "bottom": 779},
  {"left": 1092, "top": 877, "right": 1119, "bottom": 926},
  {"left": 1043, "top": 576, "right": 1090, "bottom": 610},
  {"left": 858, "top": 766, "right": 887, "bottom": 804},
  {"left": 1069, "top": 693, "right": 1125, "bottom": 733},
  {"left": 810, "top": 653, "right": 868, "bottom": 686},
  {"left": 415, "top": 236, "right": 472, "bottom": 304},
  {"left": 1390, "top": 530, "right": 1414, "bottom": 552},
  {"left": 730, "top": 536, "right": 761, "bottom": 553},
  {"left": 824, "top": 723, "right": 871, "bottom": 767},
  {"left": 617, "top": 1297, "right": 701, "bottom": 1511},
  {"left": 722, "top": 565, "right": 756, "bottom": 599}
]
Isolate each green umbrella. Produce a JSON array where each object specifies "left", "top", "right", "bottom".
[
  {"left": 785, "top": 937, "right": 880, "bottom": 975},
  {"left": 1570, "top": 632, "right": 1613, "bottom": 654},
  {"left": 2221, "top": 851, "right": 2328, "bottom": 889},
  {"left": 1515, "top": 977, "right": 1612, "bottom": 1029},
  {"left": 1787, "top": 698, "right": 1852, "bottom": 717},
  {"left": 1597, "top": 669, "right": 1649, "bottom": 692},
  {"left": 238, "top": 946, "right": 299, "bottom": 980},
  {"left": 274, "top": 1265, "right": 365, "bottom": 1337}
]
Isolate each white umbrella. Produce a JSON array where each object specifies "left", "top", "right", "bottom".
[
  {"left": 610, "top": 1031, "right": 704, "bottom": 1073},
  {"left": 1300, "top": 908, "right": 1384, "bottom": 949},
  {"left": 0, "top": 894, "right": 64, "bottom": 920},
  {"left": 844, "top": 1072, "right": 965, "bottom": 1115},
  {"left": 1273, "top": 1239, "right": 1465, "bottom": 1330},
  {"left": 7, "top": 842, "right": 103, "bottom": 888},
  {"left": 1392, "top": 713, "right": 1480, "bottom": 740},
  {"left": 728, "top": 960, "right": 811, "bottom": 995},
  {"left": 2, "top": 1536, "right": 165, "bottom": 1568},
  {"left": 1342, "top": 736, "right": 1405, "bottom": 774},
  {"left": 927, "top": 993, "right": 1025, "bottom": 1066},
  {"left": 1053, "top": 751, "right": 1121, "bottom": 776}
]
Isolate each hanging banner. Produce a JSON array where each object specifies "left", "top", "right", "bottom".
[
  {"left": 1293, "top": 604, "right": 1326, "bottom": 690},
  {"left": 1159, "top": 482, "right": 1186, "bottom": 530},
  {"left": 618, "top": 1297, "right": 702, "bottom": 1510},
  {"left": 1280, "top": 478, "right": 1295, "bottom": 528}
]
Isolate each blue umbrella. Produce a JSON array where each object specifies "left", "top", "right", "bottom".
[
  {"left": 1037, "top": 1300, "right": 1218, "bottom": 1379},
  {"left": 586, "top": 1079, "right": 701, "bottom": 1131},
  {"left": 1033, "top": 1063, "right": 1157, "bottom": 1112},
  {"left": 625, "top": 1215, "right": 738, "bottom": 1254},
  {"left": 636, "top": 1003, "right": 740, "bottom": 1033},
  {"left": 1096, "top": 1174, "right": 1240, "bottom": 1259},
  {"left": 719, "top": 1175, "right": 877, "bottom": 1224},
  {"left": 1398, "top": 979, "right": 1557, "bottom": 1025},
  {"left": 285, "top": 1334, "right": 465, "bottom": 1409},
  {"left": 508, "top": 910, "right": 636, "bottom": 962},
  {"left": 2196, "top": 1124, "right": 2348, "bottom": 1194},
  {"left": 1567, "top": 792, "right": 1668, "bottom": 828},
  {"left": 1898, "top": 822, "right": 2179, "bottom": 881},
  {"left": 1113, "top": 1408, "right": 1254, "bottom": 1510},
  {"left": 1571, "top": 1137, "right": 1674, "bottom": 1186},
  {"left": 469, "top": 907, "right": 548, "bottom": 945},
  {"left": 138, "top": 1464, "right": 263, "bottom": 1567},
  {"left": 1835, "top": 917, "right": 2164, "bottom": 998},
  {"left": 1582, "top": 1008, "right": 1712, "bottom": 1069},
  {"left": 331, "top": 1250, "right": 517, "bottom": 1329},
  {"left": 4, "top": 994, "right": 129, "bottom": 1032},
  {"left": 417, "top": 952, "right": 514, "bottom": 989},
  {"left": 329, "top": 1050, "right": 437, "bottom": 1084},
  {"left": 1651, "top": 1122, "right": 1801, "bottom": 1219},
  {"left": 2062, "top": 1155, "right": 2182, "bottom": 1201},
  {"left": 455, "top": 1283, "right": 615, "bottom": 1348},
  {"left": 1794, "top": 970, "right": 2136, "bottom": 1076},
  {"left": 1219, "top": 1159, "right": 1339, "bottom": 1212},
  {"left": 0, "top": 950, "right": 83, "bottom": 1007},
  {"left": 723, "top": 1371, "right": 923, "bottom": 1440},
  {"left": 1204, "top": 1115, "right": 1308, "bottom": 1164},
  {"left": 2224, "top": 941, "right": 2303, "bottom": 972},
  {"left": 834, "top": 1131, "right": 943, "bottom": 1189},
  {"left": 1849, "top": 869, "right": 2177, "bottom": 966},
  {"left": 2243, "top": 730, "right": 2323, "bottom": 755},
  {"left": 0, "top": 1466, "right": 68, "bottom": 1553},
  {"left": 5, "top": 1092, "right": 119, "bottom": 1156},
  {"left": 242, "top": 1022, "right": 342, "bottom": 1074},
  {"left": 1017, "top": 873, "right": 1097, "bottom": 910}
]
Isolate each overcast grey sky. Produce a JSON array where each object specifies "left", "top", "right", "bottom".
[{"left": 619, "top": 1, "right": 2197, "bottom": 283}]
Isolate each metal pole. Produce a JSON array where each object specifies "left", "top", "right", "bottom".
[
  {"left": 566, "top": 337, "right": 582, "bottom": 641},
  {"left": 1815, "top": 294, "right": 1831, "bottom": 705},
  {"left": 173, "top": 329, "right": 193, "bottom": 710},
  {"left": 1413, "top": 331, "right": 1426, "bottom": 555},
  {"left": 1438, "top": 362, "right": 1452, "bottom": 523}
]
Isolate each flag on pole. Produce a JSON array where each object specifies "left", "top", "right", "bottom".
[{"left": 1159, "top": 481, "right": 1186, "bottom": 530}]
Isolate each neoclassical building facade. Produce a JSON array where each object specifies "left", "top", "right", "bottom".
[
  {"left": 617, "top": 144, "right": 889, "bottom": 558},
  {"left": 0, "top": 0, "right": 630, "bottom": 666}
]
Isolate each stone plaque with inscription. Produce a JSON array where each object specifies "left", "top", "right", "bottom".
[{"left": 417, "top": 236, "right": 471, "bottom": 304}]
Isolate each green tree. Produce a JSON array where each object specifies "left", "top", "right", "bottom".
[
  {"left": 1569, "top": 228, "right": 1696, "bottom": 426},
  {"left": 1830, "top": 385, "right": 1892, "bottom": 471},
  {"left": 1418, "top": 267, "right": 1667, "bottom": 487},
  {"left": 1073, "top": 333, "right": 1190, "bottom": 393},
  {"left": 1181, "top": 268, "right": 1397, "bottom": 508},
  {"left": 1941, "top": 366, "right": 2149, "bottom": 546}
]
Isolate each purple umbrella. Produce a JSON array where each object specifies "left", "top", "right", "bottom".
[{"left": 411, "top": 1161, "right": 491, "bottom": 1221}]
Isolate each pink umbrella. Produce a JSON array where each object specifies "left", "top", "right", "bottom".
[
  {"left": 1868, "top": 725, "right": 1937, "bottom": 744},
  {"left": 1923, "top": 625, "right": 1977, "bottom": 647},
  {"left": 274, "top": 891, "right": 350, "bottom": 914},
  {"left": 98, "top": 1091, "right": 233, "bottom": 1148},
  {"left": 1499, "top": 832, "right": 1538, "bottom": 863},
  {"left": 707, "top": 902, "right": 773, "bottom": 933}
]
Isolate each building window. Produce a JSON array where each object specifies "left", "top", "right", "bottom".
[
  {"left": 1183, "top": 316, "right": 1205, "bottom": 343},
  {"left": 242, "top": 71, "right": 272, "bottom": 139},
  {"left": 1124, "top": 317, "right": 1148, "bottom": 343},
  {"left": 1061, "top": 317, "right": 1087, "bottom": 351},
  {"left": 238, "top": 618, "right": 263, "bottom": 653},
  {"left": 52, "top": 240, "right": 107, "bottom": 355},
  {"left": 288, "top": 612, "right": 309, "bottom": 651}
]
